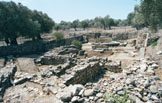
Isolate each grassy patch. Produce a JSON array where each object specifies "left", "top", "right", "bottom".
[{"left": 152, "top": 41, "right": 157, "bottom": 47}]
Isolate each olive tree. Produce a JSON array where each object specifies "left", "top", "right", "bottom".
[
  {"left": 81, "top": 19, "right": 89, "bottom": 30},
  {"left": 0, "top": 1, "right": 54, "bottom": 45},
  {"left": 71, "top": 19, "right": 80, "bottom": 31}
]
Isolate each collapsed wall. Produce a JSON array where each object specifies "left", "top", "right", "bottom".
[{"left": 0, "top": 65, "right": 16, "bottom": 96}]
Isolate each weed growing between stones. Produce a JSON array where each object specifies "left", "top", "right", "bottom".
[
  {"left": 103, "top": 89, "right": 132, "bottom": 103},
  {"left": 152, "top": 41, "right": 157, "bottom": 47}
]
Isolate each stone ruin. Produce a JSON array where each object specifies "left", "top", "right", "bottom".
[
  {"left": 0, "top": 44, "right": 124, "bottom": 103},
  {"left": 0, "top": 29, "right": 162, "bottom": 103}
]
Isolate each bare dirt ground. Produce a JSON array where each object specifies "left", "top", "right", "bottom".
[
  {"left": 82, "top": 41, "right": 138, "bottom": 70},
  {"left": 155, "top": 69, "right": 162, "bottom": 80}
]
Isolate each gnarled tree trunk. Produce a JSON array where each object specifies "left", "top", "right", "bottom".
[
  {"left": 37, "top": 34, "right": 42, "bottom": 40},
  {"left": 5, "top": 37, "right": 10, "bottom": 46},
  {"left": 10, "top": 37, "right": 18, "bottom": 45}
]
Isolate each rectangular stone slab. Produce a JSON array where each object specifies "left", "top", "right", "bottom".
[{"left": 17, "top": 58, "right": 39, "bottom": 73}]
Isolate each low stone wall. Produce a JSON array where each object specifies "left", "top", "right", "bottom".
[
  {"left": 39, "top": 56, "right": 68, "bottom": 65},
  {"left": 112, "top": 33, "right": 129, "bottom": 40},
  {"left": 0, "top": 36, "right": 85, "bottom": 57},
  {"left": 63, "top": 62, "right": 103, "bottom": 85},
  {"left": 100, "top": 32, "right": 137, "bottom": 41},
  {"left": 86, "top": 33, "right": 101, "bottom": 39},
  {"left": 104, "top": 60, "right": 122, "bottom": 73},
  {"left": 65, "top": 36, "right": 85, "bottom": 45}
]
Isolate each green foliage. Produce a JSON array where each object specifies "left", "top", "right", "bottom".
[
  {"left": 94, "top": 17, "right": 104, "bottom": 28},
  {"left": 0, "top": 1, "right": 54, "bottom": 45},
  {"left": 59, "top": 21, "right": 71, "bottom": 30},
  {"left": 81, "top": 20, "right": 89, "bottom": 30},
  {"left": 72, "top": 19, "right": 80, "bottom": 31},
  {"left": 54, "top": 32, "right": 64, "bottom": 43},
  {"left": 72, "top": 40, "right": 82, "bottom": 49},
  {"left": 24, "top": 19, "right": 41, "bottom": 40},
  {"left": 103, "top": 15, "right": 114, "bottom": 29},
  {"left": 132, "top": 12, "right": 146, "bottom": 30},
  {"left": 31, "top": 10, "right": 54, "bottom": 35},
  {"left": 54, "top": 24, "right": 61, "bottom": 31},
  {"left": 55, "top": 15, "right": 118, "bottom": 31},
  {"left": 140, "top": 0, "right": 162, "bottom": 31},
  {"left": 124, "top": 5, "right": 147, "bottom": 29},
  {"left": 126, "top": 12, "right": 135, "bottom": 25},
  {"left": 152, "top": 41, "right": 158, "bottom": 47},
  {"left": 103, "top": 90, "right": 130, "bottom": 103}
]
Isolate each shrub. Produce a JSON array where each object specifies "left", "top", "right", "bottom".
[
  {"left": 152, "top": 41, "right": 157, "bottom": 47},
  {"left": 54, "top": 32, "right": 64, "bottom": 43},
  {"left": 72, "top": 40, "right": 82, "bottom": 49},
  {"left": 103, "top": 89, "right": 130, "bottom": 103}
]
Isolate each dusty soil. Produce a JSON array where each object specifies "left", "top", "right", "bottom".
[
  {"left": 155, "top": 69, "right": 162, "bottom": 80},
  {"left": 82, "top": 42, "right": 138, "bottom": 69}
]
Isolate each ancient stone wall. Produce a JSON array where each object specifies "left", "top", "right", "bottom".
[
  {"left": 0, "top": 36, "right": 84, "bottom": 57},
  {"left": 86, "top": 33, "right": 101, "bottom": 39},
  {"left": 64, "top": 36, "right": 85, "bottom": 45},
  {"left": 39, "top": 56, "right": 68, "bottom": 65},
  {"left": 88, "top": 32, "right": 137, "bottom": 41},
  {"left": 64, "top": 62, "right": 103, "bottom": 85}
]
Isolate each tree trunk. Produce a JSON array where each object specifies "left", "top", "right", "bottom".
[
  {"left": 32, "top": 37, "right": 36, "bottom": 41},
  {"left": 109, "top": 25, "right": 111, "bottom": 30},
  {"left": 37, "top": 34, "right": 42, "bottom": 40},
  {"left": 5, "top": 37, "right": 10, "bottom": 46},
  {"left": 104, "top": 26, "right": 106, "bottom": 30},
  {"left": 74, "top": 28, "right": 77, "bottom": 31},
  {"left": 10, "top": 37, "right": 18, "bottom": 45}
]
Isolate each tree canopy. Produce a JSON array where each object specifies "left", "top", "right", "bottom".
[
  {"left": 140, "top": 0, "right": 162, "bottom": 31},
  {"left": 0, "top": 1, "right": 54, "bottom": 45},
  {"left": 124, "top": 0, "right": 162, "bottom": 31},
  {"left": 54, "top": 15, "right": 117, "bottom": 31}
]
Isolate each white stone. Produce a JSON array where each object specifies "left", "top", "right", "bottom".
[
  {"left": 96, "top": 93, "right": 103, "bottom": 98},
  {"left": 79, "top": 89, "right": 84, "bottom": 96},
  {"left": 156, "top": 51, "right": 162, "bottom": 55},
  {"left": 84, "top": 89, "right": 94, "bottom": 97},
  {"left": 128, "top": 51, "right": 135, "bottom": 57},
  {"left": 151, "top": 63, "right": 158, "bottom": 69},
  {"left": 89, "top": 96, "right": 94, "bottom": 100},
  {"left": 138, "top": 63, "right": 148, "bottom": 73},
  {"left": 103, "top": 82, "right": 108, "bottom": 86},
  {"left": 150, "top": 85, "right": 158, "bottom": 93},
  {"left": 71, "top": 96, "right": 79, "bottom": 102},
  {"left": 151, "top": 95, "right": 159, "bottom": 100},
  {"left": 69, "top": 84, "right": 84, "bottom": 96}
]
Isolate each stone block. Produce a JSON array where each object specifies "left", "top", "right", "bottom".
[
  {"left": 104, "top": 60, "right": 122, "bottom": 73},
  {"left": 17, "top": 58, "right": 39, "bottom": 73}
]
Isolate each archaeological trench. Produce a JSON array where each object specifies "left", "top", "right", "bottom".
[{"left": 0, "top": 28, "right": 162, "bottom": 103}]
